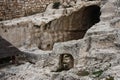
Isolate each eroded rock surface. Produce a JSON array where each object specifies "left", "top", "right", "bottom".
[
  {"left": 0, "top": 1, "right": 100, "bottom": 50},
  {"left": 0, "top": 0, "right": 120, "bottom": 80}
]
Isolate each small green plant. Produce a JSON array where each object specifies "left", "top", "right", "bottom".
[
  {"left": 53, "top": 2, "right": 61, "bottom": 9},
  {"left": 92, "top": 70, "right": 103, "bottom": 77}
]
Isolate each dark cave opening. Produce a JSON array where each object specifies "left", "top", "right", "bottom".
[
  {"left": 84, "top": 5, "right": 101, "bottom": 26},
  {"left": 69, "top": 5, "right": 101, "bottom": 40}
]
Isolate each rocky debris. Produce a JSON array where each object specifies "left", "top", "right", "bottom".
[
  {"left": 0, "top": 71, "right": 5, "bottom": 79},
  {"left": 20, "top": 47, "right": 54, "bottom": 67}
]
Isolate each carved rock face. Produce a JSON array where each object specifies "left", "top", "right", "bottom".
[{"left": 59, "top": 54, "right": 74, "bottom": 71}]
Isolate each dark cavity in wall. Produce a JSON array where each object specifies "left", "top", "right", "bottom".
[
  {"left": 56, "top": 53, "right": 74, "bottom": 72},
  {"left": 69, "top": 5, "right": 101, "bottom": 40},
  {"left": 84, "top": 5, "right": 101, "bottom": 26}
]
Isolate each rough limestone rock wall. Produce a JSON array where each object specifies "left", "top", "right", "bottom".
[
  {"left": 100, "top": 0, "right": 120, "bottom": 21},
  {"left": 0, "top": 20, "right": 33, "bottom": 48},
  {"left": 36, "top": 5, "right": 100, "bottom": 50},
  {"left": 0, "top": 0, "right": 56, "bottom": 21},
  {"left": 52, "top": 0, "right": 120, "bottom": 79},
  {"left": 0, "top": 1, "right": 100, "bottom": 50},
  {"left": 0, "top": 0, "right": 120, "bottom": 80},
  {"left": 0, "top": 0, "right": 79, "bottom": 21}
]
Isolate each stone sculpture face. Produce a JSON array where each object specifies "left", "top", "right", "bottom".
[{"left": 59, "top": 53, "right": 74, "bottom": 71}]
